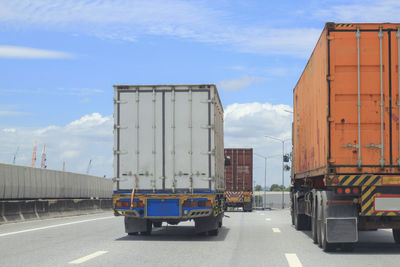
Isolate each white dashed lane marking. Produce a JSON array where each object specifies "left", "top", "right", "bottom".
[
  {"left": 0, "top": 217, "right": 113, "bottom": 237},
  {"left": 69, "top": 251, "right": 108, "bottom": 264},
  {"left": 265, "top": 218, "right": 271, "bottom": 221},
  {"left": 272, "top": 228, "right": 281, "bottom": 233},
  {"left": 285, "top": 253, "right": 303, "bottom": 267}
]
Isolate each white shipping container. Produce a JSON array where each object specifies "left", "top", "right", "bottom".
[{"left": 113, "top": 85, "right": 224, "bottom": 193}]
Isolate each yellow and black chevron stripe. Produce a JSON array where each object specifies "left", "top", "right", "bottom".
[
  {"left": 327, "top": 175, "right": 381, "bottom": 186},
  {"left": 336, "top": 23, "right": 354, "bottom": 28},
  {"left": 361, "top": 186, "right": 400, "bottom": 216}
]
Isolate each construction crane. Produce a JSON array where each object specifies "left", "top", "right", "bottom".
[
  {"left": 40, "top": 143, "right": 47, "bottom": 169},
  {"left": 86, "top": 159, "right": 92, "bottom": 174},
  {"left": 31, "top": 140, "right": 37, "bottom": 168},
  {"left": 12, "top": 146, "right": 19, "bottom": 164}
]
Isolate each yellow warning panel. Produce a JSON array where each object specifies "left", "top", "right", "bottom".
[{"left": 381, "top": 176, "right": 400, "bottom": 185}]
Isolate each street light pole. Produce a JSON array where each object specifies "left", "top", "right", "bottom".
[
  {"left": 254, "top": 153, "right": 267, "bottom": 210},
  {"left": 265, "top": 135, "right": 290, "bottom": 209}
]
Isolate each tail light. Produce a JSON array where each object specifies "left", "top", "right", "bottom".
[
  {"left": 131, "top": 200, "right": 144, "bottom": 208},
  {"left": 116, "top": 200, "right": 130, "bottom": 208},
  {"left": 335, "top": 187, "right": 360, "bottom": 195},
  {"left": 333, "top": 177, "right": 339, "bottom": 184},
  {"left": 198, "top": 200, "right": 212, "bottom": 208},
  {"left": 183, "top": 200, "right": 197, "bottom": 208}
]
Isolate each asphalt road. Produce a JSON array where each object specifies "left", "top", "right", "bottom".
[{"left": 1, "top": 210, "right": 400, "bottom": 267}]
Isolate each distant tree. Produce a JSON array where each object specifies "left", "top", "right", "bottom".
[
  {"left": 254, "top": 184, "right": 262, "bottom": 191},
  {"left": 270, "top": 184, "right": 286, "bottom": 191}
]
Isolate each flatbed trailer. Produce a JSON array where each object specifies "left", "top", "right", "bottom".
[{"left": 291, "top": 22, "right": 400, "bottom": 251}]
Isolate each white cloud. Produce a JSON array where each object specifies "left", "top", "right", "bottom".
[
  {"left": 2, "top": 128, "right": 16, "bottom": 133},
  {"left": 224, "top": 102, "right": 293, "bottom": 186},
  {"left": 0, "top": 113, "right": 113, "bottom": 177},
  {"left": 0, "top": 105, "right": 293, "bottom": 186},
  {"left": 0, "top": 45, "right": 73, "bottom": 59},
  {"left": 0, "top": 0, "right": 320, "bottom": 57},
  {"left": 315, "top": 0, "right": 400, "bottom": 22},
  {"left": 218, "top": 75, "right": 263, "bottom": 91},
  {"left": 0, "top": 110, "right": 27, "bottom": 116}
]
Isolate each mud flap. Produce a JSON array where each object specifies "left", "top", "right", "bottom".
[
  {"left": 125, "top": 217, "right": 149, "bottom": 234},
  {"left": 195, "top": 213, "right": 223, "bottom": 233},
  {"left": 326, "top": 217, "right": 358, "bottom": 243}
]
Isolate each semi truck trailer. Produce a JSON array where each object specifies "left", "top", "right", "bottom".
[
  {"left": 224, "top": 148, "right": 253, "bottom": 212},
  {"left": 291, "top": 22, "right": 400, "bottom": 251},
  {"left": 112, "top": 84, "right": 225, "bottom": 235}
]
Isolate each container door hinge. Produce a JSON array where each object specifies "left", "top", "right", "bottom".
[
  {"left": 114, "top": 124, "right": 128, "bottom": 130},
  {"left": 341, "top": 143, "right": 359, "bottom": 150},
  {"left": 113, "top": 99, "right": 128, "bottom": 104},
  {"left": 202, "top": 150, "right": 215, "bottom": 155},
  {"left": 201, "top": 124, "right": 215, "bottom": 129},
  {"left": 328, "top": 117, "right": 334, "bottom": 122},
  {"left": 114, "top": 150, "right": 128, "bottom": 155},
  {"left": 327, "top": 75, "right": 335, "bottom": 81}
]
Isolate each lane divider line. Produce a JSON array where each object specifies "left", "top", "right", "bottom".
[
  {"left": 260, "top": 213, "right": 265, "bottom": 215},
  {"left": 0, "top": 216, "right": 113, "bottom": 237},
  {"left": 272, "top": 228, "right": 281, "bottom": 233},
  {"left": 69, "top": 250, "right": 108, "bottom": 264},
  {"left": 285, "top": 253, "right": 303, "bottom": 267},
  {"left": 265, "top": 218, "right": 271, "bottom": 221}
]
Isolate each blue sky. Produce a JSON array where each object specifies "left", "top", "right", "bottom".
[{"left": 1, "top": 0, "right": 398, "bottom": 187}]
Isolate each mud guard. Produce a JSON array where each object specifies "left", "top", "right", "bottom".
[
  {"left": 194, "top": 213, "right": 223, "bottom": 233},
  {"left": 125, "top": 217, "right": 150, "bottom": 234},
  {"left": 322, "top": 191, "right": 358, "bottom": 243}
]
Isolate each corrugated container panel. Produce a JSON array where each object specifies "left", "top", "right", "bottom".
[
  {"left": 294, "top": 23, "right": 400, "bottom": 178},
  {"left": 224, "top": 148, "right": 253, "bottom": 191},
  {"left": 114, "top": 84, "right": 224, "bottom": 193}
]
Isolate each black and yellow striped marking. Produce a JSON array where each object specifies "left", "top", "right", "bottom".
[
  {"left": 336, "top": 23, "right": 354, "bottom": 28},
  {"left": 327, "top": 175, "right": 381, "bottom": 186},
  {"left": 361, "top": 186, "right": 400, "bottom": 216}
]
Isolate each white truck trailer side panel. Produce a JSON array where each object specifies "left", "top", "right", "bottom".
[{"left": 114, "top": 85, "right": 224, "bottom": 193}]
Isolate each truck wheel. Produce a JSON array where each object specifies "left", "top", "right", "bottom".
[
  {"left": 208, "top": 228, "right": 219, "bottom": 236},
  {"left": 140, "top": 220, "right": 152, "bottom": 236},
  {"left": 153, "top": 222, "right": 162, "bottom": 228},
  {"left": 128, "top": 232, "right": 138, "bottom": 236},
  {"left": 393, "top": 229, "right": 400, "bottom": 243},
  {"left": 320, "top": 191, "right": 336, "bottom": 252},
  {"left": 311, "top": 193, "right": 318, "bottom": 243},
  {"left": 294, "top": 197, "right": 308, "bottom": 230},
  {"left": 341, "top": 243, "right": 355, "bottom": 252},
  {"left": 316, "top": 191, "right": 322, "bottom": 247}
]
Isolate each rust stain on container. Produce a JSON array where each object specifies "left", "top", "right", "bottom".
[
  {"left": 293, "top": 23, "right": 400, "bottom": 179},
  {"left": 224, "top": 148, "right": 253, "bottom": 191}
]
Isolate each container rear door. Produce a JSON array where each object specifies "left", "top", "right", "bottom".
[
  {"left": 330, "top": 26, "right": 398, "bottom": 171},
  {"left": 115, "top": 87, "right": 212, "bottom": 191}
]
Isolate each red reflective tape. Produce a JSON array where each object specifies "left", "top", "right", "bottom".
[{"left": 327, "top": 200, "right": 354, "bottom": 205}]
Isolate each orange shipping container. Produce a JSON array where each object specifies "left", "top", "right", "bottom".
[{"left": 293, "top": 23, "right": 400, "bottom": 179}]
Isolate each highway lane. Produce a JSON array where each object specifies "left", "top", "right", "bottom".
[{"left": 1, "top": 210, "right": 400, "bottom": 266}]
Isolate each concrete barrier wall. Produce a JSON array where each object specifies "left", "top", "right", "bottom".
[
  {"left": 0, "top": 199, "right": 113, "bottom": 224},
  {"left": 253, "top": 191, "right": 291, "bottom": 209},
  {"left": 0, "top": 163, "right": 113, "bottom": 200}
]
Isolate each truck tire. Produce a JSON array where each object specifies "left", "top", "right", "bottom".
[
  {"left": 316, "top": 191, "right": 322, "bottom": 247},
  {"left": 140, "top": 220, "right": 152, "bottom": 236},
  {"left": 208, "top": 228, "right": 219, "bottom": 236},
  {"left": 294, "top": 197, "right": 308, "bottom": 230},
  {"left": 311, "top": 192, "right": 318, "bottom": 243},
  {"left": 393, "top": 229, "right": 400, "bottom": 244},
  {"left": 320, "top": 191, "right": 336, "bottom": 252},
  {"left": 153, "top": 222, "right": 162, "bottom": 228}
]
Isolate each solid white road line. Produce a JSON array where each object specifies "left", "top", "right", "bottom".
[
  {"left": 272, "top": 228, "right": 281, "bottom": 233},
  {"left": 69, "top": 251, "right": 108, "bottom": 264},
  {"left": 285, "top": 254, "right": 303, "bottom": 267},
  {"left": 265, "top": 218, "right": 271, "bottom": 221},
  {"left": 0, "top": 216, "right": 113, "bottom": 237}
]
